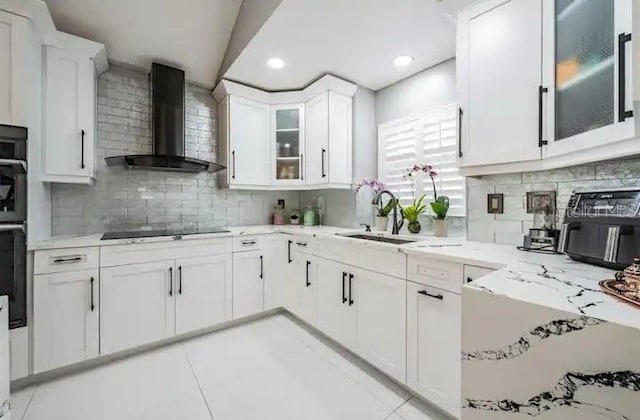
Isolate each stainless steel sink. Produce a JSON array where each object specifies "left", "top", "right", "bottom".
[{"left": 341, "top": 234, "right": 417, "bottom": 245}]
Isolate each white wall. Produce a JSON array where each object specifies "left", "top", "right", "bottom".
[{"left": 375, "top": 58, "right": 456, "bottom": 125}]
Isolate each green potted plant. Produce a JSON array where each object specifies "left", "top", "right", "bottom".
[
  {"left": 400, "top": 194, "right": 426, "bottom": 234},
  {"left": 401, "top": 164, "right": 450, "bottom": 236},
  {"left": 431, "top": 196, "right": 450, "bottom": 237}
]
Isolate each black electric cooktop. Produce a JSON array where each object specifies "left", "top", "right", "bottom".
[{"left": 101, "top": 227, "right": 230, "bottom": 240}]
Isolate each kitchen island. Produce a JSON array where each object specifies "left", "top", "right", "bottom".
[{"left": 462, "top": 259, "right": 640, "bottom": 420}]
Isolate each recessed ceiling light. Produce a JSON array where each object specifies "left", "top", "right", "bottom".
[
  {"left": 394, "top": 55, "right": 414, "bottom": 67},
  {"left": 267, "top": 58, "right": 285, "bottom": 69}
]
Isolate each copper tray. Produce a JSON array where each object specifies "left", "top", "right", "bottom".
[{"left": 600, "top": 279, "right": 640, "bottom": 308}]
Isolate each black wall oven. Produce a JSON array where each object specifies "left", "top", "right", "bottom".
[{"left": 0, "top": 124, "right": 27, "bottom": 329}]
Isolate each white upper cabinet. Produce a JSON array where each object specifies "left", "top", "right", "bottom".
[
  {"left": 305, "top": 92, "right": 329, "bottom": 186},
  {"left": 458, "top": 0, "right": 638, "bottom": 175},
  {"left": 43, "top": 46, "right": 95, "bottom": 183},
  {"left": 225, "top": 96, "right": 271, "bottom": 187},
  {"left": 272, "top": 104, "right": 305, "bottom": 186},
  {"left": 327, "top": 91, "right": 353, "bottom": 185},
  {"left": 213, "top": 75, "right": 356, "bottom": 190},
  {"left": 542, "top": 0, "right": 636, "bottom": 163},
  {"left": 457, "top": 0, "right": 543, "bottom": 168},
  {"left": 0, "top": 11, "right": 29, "bottom": 127}
]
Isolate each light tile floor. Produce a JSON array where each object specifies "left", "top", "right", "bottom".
[{"left": 11, "top": 315, "right": 446, "bottom": 420}]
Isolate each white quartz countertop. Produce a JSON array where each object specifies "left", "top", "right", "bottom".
[{"left": 29, "top": 225, "right": 639, "bottom": 330}]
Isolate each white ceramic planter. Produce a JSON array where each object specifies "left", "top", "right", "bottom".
[
  {"left": 375, "top": 216, "right": 389, "bottom": 232},
  {"left": 433, "top": 218, "right": 448, "bottom": 237}
]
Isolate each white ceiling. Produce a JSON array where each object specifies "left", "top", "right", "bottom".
[
  {"left": 44, "top": 0, "right": 243, "bottom": 87},
  {"left": 224, "top": 0, "right": 457, "bottom": 91}
]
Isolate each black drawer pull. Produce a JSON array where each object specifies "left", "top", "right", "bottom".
[
  {"left": 342, "top": 272, "right": 347, "bottom": 304},
  {"left": 348, "top": 273, "right": 354, "bottom": 306},
  {"left": 306, "top": 260, "right": 311, "bottom": 287},
  {"left": 259, "top": 255, "right": 263, "bottom": 279},
  {"left": 418, "top": 290, "right": 443, "bottom": 300},
  {"left": 53, "top": 256, "right": 83, "bottom": 264},
  {"left": 296, "top": 242, "right": 308, "bottom": 247},
  {"left": 178, "top": 266, "right": 182, "bottom": 295},
  {"left": 169, "top": 267, "right": 173, "bottom": 296},
  {"left": 90, "top": 276, "right": 95, "bottom": 312},
  {"left": 81, "top": 129, "right": 85, "bottom": 169},
  {"left": 287, "top": 240, "right": 292, "bottom": 263},
  {"left": 241, "top": 240, "right": 257, "bottom": 246}
]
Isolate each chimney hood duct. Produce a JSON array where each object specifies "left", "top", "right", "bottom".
[{"left": 105, "top": 63, "right": 224, "bottom": 173}]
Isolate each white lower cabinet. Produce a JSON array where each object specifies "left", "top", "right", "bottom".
[
  {"left": 175, "top": 254, "right": 232, "bottom": 335},
  {"left": 315, "top": 258, "right": 406, "bottom": 383},
  {"left": 263, "top": 236, "right": 286, "bottom": 310},
  {"left": 354, "top": 268, "right": 407, "bottom": 383},
  {"left": 316, "top": 258, "right": 356, "bottom": 350},
  {"left": 100, "top": 261, "right": 175, "bottom": 355},
  {"left": 293, "top": 251, "right": 318, "bottom": 325},
  {"left": 33, "top": 270, "right": 99, "bottom": 373},
  {"left": 282, "top": 239, "right": 298, "bottom": 312},
  {"left": 232, "top": 250, "right": 265, "bottom": 319},
  {"left": 407, "top": 281, "right": 461, "bottom": 418}
]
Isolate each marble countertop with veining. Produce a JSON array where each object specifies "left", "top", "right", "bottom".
[{"left": 29, "top": 226, "right": 639, "bottom": 330}]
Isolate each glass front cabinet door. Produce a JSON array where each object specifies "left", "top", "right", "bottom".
[
  {"left": 542, "top": 0, "right": 634, "bottom": 158},
  {"left": 272, "top": 104, "right": 305, "bottom": 186}
]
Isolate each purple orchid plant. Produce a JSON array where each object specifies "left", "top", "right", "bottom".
[
  {"left": 354, "top": 178, "right": 396, "bottom": 217},
  {"left": 401, "top": 164, "right": 449, "bottom": 220}
]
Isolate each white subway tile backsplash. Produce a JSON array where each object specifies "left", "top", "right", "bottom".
[
  {"left": 51, "top": 65, "right": 298, "bottom": 236},
  {"left": 467, "top": 158, "right": 640, "bottom": 245}
]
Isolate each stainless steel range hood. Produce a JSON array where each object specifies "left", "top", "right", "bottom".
[{"left": 105, "top": 63, "right": 224, "bottom": 173}]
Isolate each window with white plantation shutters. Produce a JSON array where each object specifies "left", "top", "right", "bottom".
[{"left": 378, "top": 104, "right": 465, "bottom": 217}]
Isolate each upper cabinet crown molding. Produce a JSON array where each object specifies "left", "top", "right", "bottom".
[
  {"left": 213, "top": 74, "right": 358, "bottom": 104},
  {"left": 46, "top": 31, "right": 108, "bottom": 74}
]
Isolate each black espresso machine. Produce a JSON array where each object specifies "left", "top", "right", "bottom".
[{"left": 558, "top": 188, "right": 640, "bottom": 270}]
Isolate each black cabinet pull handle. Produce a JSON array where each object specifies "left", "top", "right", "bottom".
[
  {"left": 418, "top": 290, "right": 443, "bottom": 300},
  {"left": 90, "top": 276, "right": 95, "bottom": 312},
  {"left": 300, "top": 153, "right": 304, "bottom": 180},
  {"left": 538, "top": 86, "right": 548, "bottom": 147},
  {"left": 259, "top": 255, "right": 263, "bottom": 279},
  {"left": 618, "top": 33, "right": 633, "bottom": 122},
  {"left": 287, "top": 240, "right": 292, "bottom": 263},
  {"left": 169, "top": 267, "right": 173, "bottom": 296},
  {"left": 178, "top": 266, "right": 182, "bottom": 295},
  {"left": 306, "top": 260, "right": 311, "bottom": 287},
  {"left": 348, "top": 273, "right": 354, "bottom": 306},
  {"left": 232, "top": 150, "right": 236, "bottom": 179},
  {"left": 458, "top": 107, "right": 463, "bottom": 158},
  {"left": 53, "top": 256, "right": 82, "bottom": 264},
  {"left": 342, "top": 272, "right": 347, "bottom": 304},
  {"left": 296, "top": 241, "right": 307, "bottom": 247},
  {"left": 321, "top": 148, "right": 326, "bottom": 178},
  {"left": 466, "top": 277, "right": 473, "bottom": 284},
  {"left": 241, "top": 240, "right": 257, "bottom": 246},
  {"left": 81, "top": 129, "right": 85, "bottom": 169}
]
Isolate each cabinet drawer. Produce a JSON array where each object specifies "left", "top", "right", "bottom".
[
  {"left": 34, "top": 247, "right": 99, "bottom": 275},
  {"left": 233, "top": 235, "right": 264, "bottom": 252},
  {"left": 101, "top": 238, "right": 232, "bottom": 267},
  {"left": 463, "top": 265, "right": 495, "bottom": 284},
  {"left": 290, "top": 236, "right": 316, "bottom": 253},
  {"left": 407, "top": 256, "right": 464, "bottom": 294}
]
